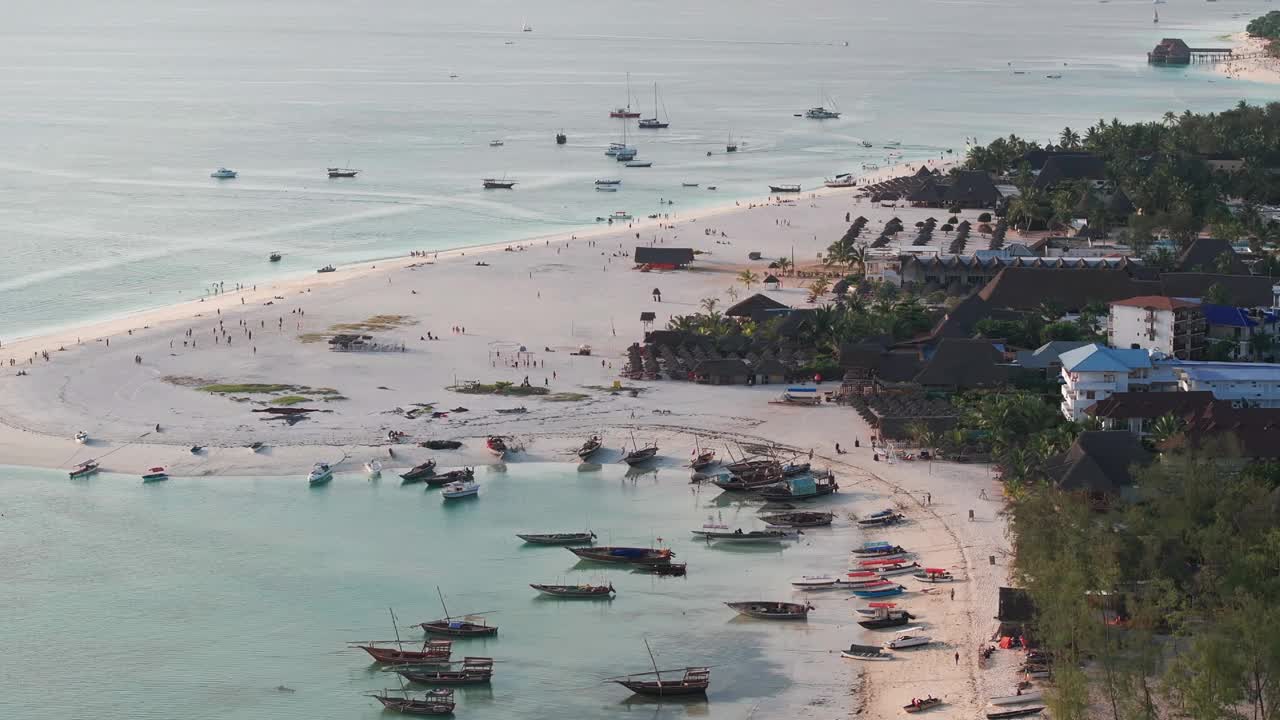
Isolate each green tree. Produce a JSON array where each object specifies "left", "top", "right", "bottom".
[{"left": 737, "top": 269, "right": 758, "bottom": 290}]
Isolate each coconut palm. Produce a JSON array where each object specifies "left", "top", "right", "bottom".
[
  {"left": 807, "top": 278, "right": 830, "bottom": 303},
  {"left": 774, "top": 257, "right": 793, "bottom": 275},
  {"left": 1059, "top": 126, "right": 1082, "bottom": 149},
  {"left": 737, "top": 270, "right": 759, "bottom": 290},
  {"left": 699, "top": 297, "right": 719, "bottom": 314},
  {"left": 1147, "top": 413, "right": 1184, "bottom": 447},
  {"left": 849, "top": 243, "right": 869, "bottom": 275},
  {"left": 725, "top": 286, "right": 740, "bottom": 302}
]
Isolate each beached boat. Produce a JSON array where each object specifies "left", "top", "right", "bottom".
[
  {"left": 622, "top": 444, "right": 658, "bottom": 466},
  {"left": 781, "top": 461, "right": 810, "bottom": 476},
  {"left": 210, "top": 167, "right": 237, "bottom": 179},
  {"left": 609, "top": 210, "right": 633, "bottom": 221},
  {"left": 424, "top": 468, "right": 473, "bottom": 487},
  {"left": 857, "top": 513, "right": 905, "bottom": 527},
  {"left": 913, "top": 568, "right": 954, "bottom": 583},
  {"left": 531, "top": 582, "right": 615, "bottom": 598},
  {"left": 638, "top": 82, "right": 670, "bottom": 129},
  {"left": 840, "top": 643, "right": 892, "bottom": 661},
  {"left": 365, "top": 459, "right": 383, "bottom": 477},
  {"left": 725, "top": 600, "right": 812, "bottom": 620},
  {"left": 724, "top": 458, "right": 777, "bottom": 474},
  {"left": 394, "top": 656, "right": 493, "bottom": 685},
  {"left": 691, "top": 528, "right": 798, "bottom": 542},
  {"left": 569, "top": 546, "right": 673, "bottom": 565},
  {"left": 761, "top": 511, "right": 833, "bottom": 528},
  {"left": 609, "top": 73, "right": 641, "bottom": 118},
  {"left": 790, "top": 575, "right": 842, "bottom": 590},
  {"left": 853, "top": 543, "right": 907, "bottom": 557},
  {"left": 482, "top": 178, "right": 516, "bottom": 189},
  {"left": 986, "top": 707, "right": 1045, "bottom": 719},
  {"left": 518, "top": 531, "right": 596, "bottom": 545},
  {"left": 769, "top": 184, "right": 801, "bottom": 193},
  {"left": 904, "top": 697, "right": 943, "bottom": 713},
  {"left": 327, "top": 167, "right": 358, "bottom": 178},
  {"left": 824, "top": 173, "right": 857, "bottom": 188},
  {"left": 855, "top": 601, "right": 902, "bottom": 616},
  {"left": 858, "top": 609, "right": 915, "bottom": 629},
  {"left": 869, "top": 562, "right": 921, "bottom": 577},
  {"left": 368, "top": 687, "right": 456, "bottom": 715},
  {"left": 141, "top": 467, "right": 169, "bottom": 482},
  {"left": 853, "top": 584, "right": 906, "bottom": 598},
  {"left": 400, "top": 460, "right": 438, "bottom": 483},
  {"left": 690, "top": 450, "right": 717, "bottom": 471},
  {"left": 989, "top": 690, "right": 1044, "bottom": 706},
  {"left": 758, "top": 473, "right": 838, "bottom": 501},
  {"left": 307, "top": 462, "right": 333, "bottom": 486},
  {"left": 74, "top": 430, "right": 88, "bottom": 444},
  {"left": 440, "top": 479, "right": 478, "bottom": 499},
  {"left": 495, "top": 406, "right": 527, "bottom": 415},
  {"left": 485, "top": 436, "right": 509, "bottom": 458},
  {"left": 317, "top": 265, "right": 336, "bottom": 273},
  {"left": 421, "top": 440, "right": 462, "bottom": 450},
  {"left": 576, "top": 436, "right": 603, "bottom": 460},
  {"left": 710, "top": 473, "right": 780, "bottom": 492},
  {"left": 354, "top": 638, "right": 453, "bottom": 664},
  {"left": 885, "top": 633, "right": 932, "bottom": 649}
]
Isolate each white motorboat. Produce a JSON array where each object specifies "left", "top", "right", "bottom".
[
  {"left": 210, "top": 167, "right": 237, "bottom": 179},
  {"left": 441, "top": 479, "right": 479, "bottom": 499},
  {"left": 307, "top": 462, "right": 333, "bottom": 485},
  {"left": 885, "top": 633, "right": 932, "bottom": 649},
  {"left": 364, "top": 459, "right": 383, "bottom": 477},
  {"left": 873, "top": 563, "right": 921, "bottom": 577},
  {"left": 791, "top": 575, "right": 839, "bottom": 590},
  {"left": 74, "top": 430, "right": 88, "bottom": 444}
]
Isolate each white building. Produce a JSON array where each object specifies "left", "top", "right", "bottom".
[
  {"left": 1059, "top": 344, "right": 1164, "bottom": 421},
  {"left": 1173, "top": 363, "right": 1280, "bottom": 408},
  {"left": 1108, "top": 296, "right": 1206, "bottom": 360}
]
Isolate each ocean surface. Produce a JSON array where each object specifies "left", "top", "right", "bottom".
[
  {"left": 3, "top": 462, "right": 873, "bottom": 719},
  {"left": 1, "top": 0, "right": 1274, "bottom": 338}
]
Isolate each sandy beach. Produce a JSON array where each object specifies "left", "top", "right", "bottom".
[
  {"left": 1216, "top": 32, "right": 1280, "bottom": 83},
  {"left": 0, "top": 155, "right": 1028, "bottom": 718}
]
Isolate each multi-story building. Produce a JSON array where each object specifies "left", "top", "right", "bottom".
[
  {"left": 1108, "top": 296, "right": 1206, "bottom": 359},
  {"left": 1173, "top": 362, "right": 1280, "bottom": 408},
  {"left": 1059, "top": 344, "right": 1165, "bottom": 421}
]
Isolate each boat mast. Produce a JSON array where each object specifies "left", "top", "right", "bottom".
[
  {"left": 437, "top": 586, "right": 453, "bottom": 621},
  {"left": 626, "top": 72, "right": 633, "bottom": 113},
  {"left": 389, "top": 607, "right": 404, "bottom": 650},
  {"left": 643, "top": 637, "right": 663, "bottom": 685}
]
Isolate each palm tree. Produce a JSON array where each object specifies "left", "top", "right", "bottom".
[
  {"left": 807, "top": 278, "right": 830, "bottom": 303},
  {"left": 725, "top": 285, "right": 740, "bottom": 302},
  {"left": 774, "top": 257, "right": 793, "bottom": 276},
  {"left": 1059, "top": 126, "right": 1081, "bottom": 149},
  {"left": 849, "top": 244, "right": 870, "bottom": 275},
  {"left": 1147, "top": 413, "right": 1184, "bottom": 448},
  {"left": 737, "top": 270, "right": 758, "bottom": 290}
]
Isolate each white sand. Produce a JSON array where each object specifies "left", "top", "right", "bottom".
[
  {"left": 1216, "top": 32, "right": 1280, "bottom": 84},
  {"left": 1, "top": 155, "right": 1027, "bottom": 716}
]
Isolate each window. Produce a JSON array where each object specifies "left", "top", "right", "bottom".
[
  {"left": 1103, "top": 373, "right": 1116, "bottom": 383},
  {"left": 1085, "top": 391, "right": 1096, "bottom": 400}
]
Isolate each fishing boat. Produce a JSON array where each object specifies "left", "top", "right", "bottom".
[
  {"left": 317, "top": 265, "right": 336, "bottom": 273},
  {"left": 610, "top": 210, "right": 632, "bottom": 221},
  {"left": 690, "top": 450, "right": 716, "bottom": 471},
  {"left": 637, "top": 82, "right": 670, "bottom": 129},
  {"left": 488, "top": 140, "right": 504, "bottom": 147},
  {"left": 608, "top": 73, "right": 641, "bottom": 118},
  {"left": 568, "top": 546, "right": 673, "bottom": 565},
  {"left": 418, "top": 587, "right": 499, "bottom": 637},
  {"left": 726, "top": 133, "right": 738, "bottom": 153},
  {"left": 691, "top": 528, "right": 798, "bottom": 542},
  {"left": 556, "top": 130, "right": 567, "bottom": 145},
  {"left": 400, "top": 460, "right": 438, "bottom": 483},
  {"left": 758, "top": 473, "right": 838, "bottom": 501},
  {"left": 354, "top": 638, "right": 453, "bottom": 664},
  {"left": 394, "top": 657, "right": 494, "bottom": 685},
  {"left": 440, "top": 479, "right": 479, "bottom": 499},
  {"left": 327, "top": 167, "right": 358, "bottom": 178},
  {"left": 853, "top": 584, "right": 906, "bottom": 599},
  {"left": 869, "top": 562, "right": 921, "bottom": 577},
  {"left": 141, "top": 467, "right": 169, "bottom": 482},
  {"left": 269, "top": 252, "right": 282, "bottom": 262},
  {"left": 517, "top": 531, "right": 596, "bottom": 545},
  {"left": 577, "top": 435, "right": 603, "bottom": 460},
  {"left": 530, "top": 582, "right": 615, "bottom": 598},
  {"left": 857, "top": 512, "right": 905, "bottom": 527},
  {"left": 635, "top": 561, "right": 686, "bottom": 576},
  {"left": 913, "top": 568, "right": 954, "bottom": 583},
  {"left": 711, "top": 473, "right": 780, "bottom": 492},
  {"left": 840, "top": 643, "right": 892, "bottom": 661},
  {"left": 365, "top": 459, "right": 383, "bottom": 477},
  {"left": 608, "top": 639, "right": 710, "bottom": 697},
  {"left": 210, "top": 167, "right": 237, "bottom": 179},
  {"left": 986, "top": 707, "right": 1045, "bottom": 719},
  {"left": 904, "top": 697, "right": 943, "bottom": 713},
  {"left": 989, "top": 690, "right": 1044, "bottom": 706},
  {"left": 760, "top": 511, "right": 833, "bottom": 528},
  {"left": 307, "top": 462, "right": 333, "bottom": 486},
  {"left": 368, "top": 687, "right": 456, "bottom": 715},
  {"left": 857, "top": 609, "right": 915, "bottom": 629},
  {"left": 596, "top": 186, "right": 617, "bottom": 192},
  {"left": 594, "top": 178, "right": 622, "bottom": 185},
  {"left": 725, "top": 600, "right": 812, "bottom": 620},
  {"left": 724, "top": 458, "right": 777, "bottom": 474},
  {"left": 485, "top": 435, "right": 509, "bottom": 458},
  {"left": 768, "top": 184, "right": 801, "bottom": 193},
  {"left": 625, "top": 162, "right": 652, "bottom": 168},
  {"left": 621, "top": 437, "right": 658, "bottom": 466},
  {"left": 482, "top": 178, "right": 517, "bottom": 189},
  {"left": 74, "top": 430, "right": 88, "bottom": 443},
  {"left": 681, "top": 182, "right": 699, "bottom": 187},
  {"left": 885, "top": 633, "right": 932, "bottom": 649},
  {"left": 824, "top": 173, "right": 857, "bottom": 188},
  {"left": 424, "top": 468, "right": 474, "bottom": 487}
]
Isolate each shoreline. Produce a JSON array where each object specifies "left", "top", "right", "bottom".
[{"left": 1216, "top": 32, "right": 1280, "bottom": 84}]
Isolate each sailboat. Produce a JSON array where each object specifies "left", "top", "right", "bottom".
[
  {"left": 804, "top": 87, "right": 841, "bottom": 119},
  {"left": 609, "top": 73, "right": 641, "bottom": 118},
  {"left": 638, "top": 83, "right": 669, "bottom": 129},
  {"left": 725, "top": 132, "right": 738, "bottom": 153},
  {"left": 613, "top": 120, "right": 637, "bottom": 161}
]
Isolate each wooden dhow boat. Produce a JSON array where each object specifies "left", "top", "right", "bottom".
[
  {"left": 758, "top": 472, "right": 838, "bottom": 501},
  {"left": 418, "top": 587, "right": 498, "bottom": 637},
  {"left": 354, "top": 638, "right": 453, "bottom": 664},
  {"left": 621, "top": 444, "right": 658, "bottom": 466},
  {"left": 400, "top": 460, "right": 438, "bottom": 483},
  {"left": 393, "top": 657, "right": 493, "bottom": 685},
  {"left": 841, "top": 643, "right": 892, "bottom": 661},
  {"left": 691, "top": 528, "right": 799, "bottom": 542},
  {"left": 577, "top": 435, "right": 604, "bottom": 460},
  {"left": 367, "top": 687, "right": 456, "bottom": 715},
  {"left": 569, "top": 546, "right": 673, "bottom": 565},
  {"left": 530, "top": 582, "right": 616, "bottom": 598},
  {"left": 760, "top": 510, "right": 834, "bottom": 527},
  {"left": 517, "top": 531, "right": 596, "bottom": 545},
  {"left": 634, "top": 561, "right": 687, "bottom": 576},
  {"left": 725, "top": 600, "right": 813, "bottom": 620},
  {"left": 69, "top": 459, "right": 99, "bottom": 479},
  {"left": 607, "top": 639, "right": 710, "bottom": 697}
]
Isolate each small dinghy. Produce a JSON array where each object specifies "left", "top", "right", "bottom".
[
  {"left": 517, "top": 532, "right": 596, "bottom": 545},
  {"left": 74, "top": 430, "right": 88, "bottom": 444},
  {"left": 69, "top": 460, "right": 99, "bottom": 479},
  {"left": 365, "top": 459, "right": 383, "bottom": 477},
  {"left": 441, "top": 479, "right": 479, "bottom": 499},
  {"left": 307, "top": 462, "right": 333, "bottom": 486},
  {"left": 530, "top": 582, "right": 615, "bottom": 598},
  {"left": 914, "top": 568, "right": 954, "bottom": 583},
  {"left": 904, "top": 696, "right": 943, "bottom": 713},
  {"left": 840, "top": 643, "right": 891, "bottom": 661},
  {"left": 725, "top": 601, "right": 813, "bottom": 620}
]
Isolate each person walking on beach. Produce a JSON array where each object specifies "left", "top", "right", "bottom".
[
  {"left": 950, "top": 588, "right": 955, "bottom": 601},
  {"left": 954, "top": 651, "right": 959, "bottom": 666}
]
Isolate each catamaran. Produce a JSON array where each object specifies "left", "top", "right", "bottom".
[{"left": 638, "top": 83, "right": 670, "bottom": 129}]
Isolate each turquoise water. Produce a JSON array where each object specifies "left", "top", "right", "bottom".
[
  {"left": 2, "top": 463, "right": 875, "bottom": 719},
  {"left": 1, "top": 0, "right": 1273, "bottom": 338}
]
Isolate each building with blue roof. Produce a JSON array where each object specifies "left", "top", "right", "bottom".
[{"left": 1059, "top": 344, "right": 1173, "bottom": 421}]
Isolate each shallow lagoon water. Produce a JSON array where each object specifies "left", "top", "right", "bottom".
[{"left": 2, "top": 462, "right": 880, "bottom": 718}]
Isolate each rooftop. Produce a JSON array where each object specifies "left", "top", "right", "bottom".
[
  {"left": 1110, "top": 295, "right": 1201, "bottom": 311},
  {"left": 1174, "top": 362, "right": 1280, "bottom": 383},
  {"left": 1060, "top": 343, "right": 1152, "bottom": 373}
]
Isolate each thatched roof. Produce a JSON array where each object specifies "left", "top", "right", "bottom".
[
  {"left": 1044, "top": 431, "right": 1152, "bottom": 495},
  {"left": 725, "top": 293, "right": 789, "bottom": 318},
  {"left": 635, "top": 247, "right": 694, "bottom": 266},
  {"left": 1176, "top": 238, "right": 1247, "bottom": 274},
  {"left": 913, "top": 338, "right": 1008, "bottom": 389}
]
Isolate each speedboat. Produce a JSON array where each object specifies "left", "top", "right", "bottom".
[
  {"left": 885, "top": 633, "right": 932, "bottom": 649},
  {"left": 681, "top": 182, "right": 699, "bottom": 187},
  {"left": 625, "top": 162, "right": 652, "bottom": 168},
  {"left": 74, "top": 430, "right": 88, "bottom": 444},
  {"left": 860, "top": 140, "right": 874, "bottom": 148},
  {"left": 268, "top": 252, "right": 282, "bottom": 262},
  {"left": 365, "top": 459, "right": 383, "bottom": 478},
  {"left": 142, "top": 467, "right": 169, "bottom": 482},
  {"left": 441, "top": 479, "right": 479, "bottom": 499},
  {"left": 210, "top": 167, "right": 237, "bottom": 179},
  {"left": 307, "top": 462, "right": 333, "bottom": 486},
  {"left": 610, "top": 211, "right": 632, "bottom": 221}
]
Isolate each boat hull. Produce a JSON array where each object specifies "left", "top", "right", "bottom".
[
  {"left": 613, "top": 680, "right": 707, "bottom": 696},
  {"left": 419, "top": 621, "right": 498, "bottom": 637}
]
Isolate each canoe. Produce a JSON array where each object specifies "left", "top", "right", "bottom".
[
  {"left": 531, "top": 583, "right": 615, "bottom": 598},
  {"left": 725, "top": 601, "right": 812, "bottom": 620},
  {"left": 691, "top": 528, "right": 798, "bottom": 542},
  {"left": 989, "top": 690, "right": 1043, "bottom": 706},
  {"left": 986, "top": 708, "right": 1045, "bottom": 719},
  {"left": 904, "top": 697, "right": 943, "bottom": 713},
  {"left": 760, "top": 511, "right": 834, "bottom": 528},
  {"left": 517, "top": 532, "right": 596, "bottom": 545}
]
